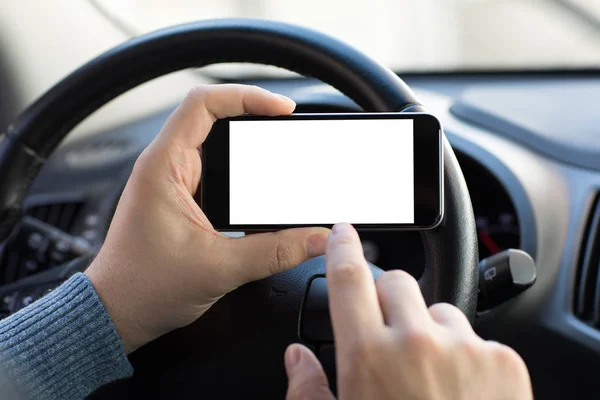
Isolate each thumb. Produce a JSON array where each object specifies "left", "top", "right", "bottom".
[
  {"left": 223, "top": 227, "right": 330, "bottom": 283},
  {"left": 285, "top": 344, "right": 335, "bottom": 400}
]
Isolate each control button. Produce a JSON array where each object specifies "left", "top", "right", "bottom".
[
  {"left": 71, "top": 237, "right": 92, "bottom": 254},
  {"left": 1, "top": 293, "right": 15, "bottom": 309},
  {"left": 50, "top": 250, "right": 67, "bottom": 265},
  {"left": 13, "top": 289, "right": 43, "bottom": 312},
  {"left": 2, "top": 216, "right": 93, "bottom": 281},
  {"left": 24, "top": 259, "right": 38, "bottom": 272},
  {"left": 84, "top": 214, "right": 100, "bottom": 226},
  {"left": 21, "top": 295, "right": 35, "bottom": 307},
  {"left": 82, "top": 230, "right": 97, "bottom": 241},
  {"left": 55, "top": 239, "right": 71, "bottom": 252},
  {"left": 27, "top": 232, "right": 45, "bottom": 250}
]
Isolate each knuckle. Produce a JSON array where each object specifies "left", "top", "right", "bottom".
[
  {"left": 131, "top": 149, "right": 156, "bottom": 183},
  {"left": 402, "top": 329, "right": 435, "bottom": 348},
  {"left": 456, "top": 339, "right": 485, "bottom": 361},
  {"left": 133, "top": 149, "right": 151, "bottom": 171},
  {"left": 486, "top": 341, "right": 531, "bottom": 385},
  {"left": 400, "top": 328, "right": 439, "bottom": 355},
  {"left": 491, "top": 343, "right": 527, "bottom": 371},
  {"left": 377, "top": 269, "right": 417, "bottom": 289},
  {"left": 267, "top": 237, "right": 297, "bottom": 274},
  {"left": 327, "top": 261, "right": 365, "bottom": 286},
  {"left": 429, "top": 302, "right": 456, "bottom": 314},
  {"left": 184, "top": 85, "right": 210, "bottom": 103},
  {"left": 244, "top": 84, "right": 261, "bottom": 91},
  {"left": 429, "top": 302, "right": 465, "bottom": 320}
]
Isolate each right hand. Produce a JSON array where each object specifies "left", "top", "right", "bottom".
[{"left": 284, "top": 223, "right": 533, "bottom": 400}]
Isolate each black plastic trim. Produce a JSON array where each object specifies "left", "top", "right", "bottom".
[{"left": 445, "top": 132, "right": 537, "bottom": 260}]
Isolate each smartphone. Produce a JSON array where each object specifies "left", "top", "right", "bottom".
[{"left": 200, "top": 113, "right": 443, "bottom": 231}]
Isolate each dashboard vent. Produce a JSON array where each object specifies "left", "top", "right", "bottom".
[
  {"left": 575, "top": 195, "right": 600, "bottom": 324},
  {"left": 0, "top": 201, "right": 83, "bottom": 284},
  {"left": 25, "top": 201, "right": 82, "bottom": 233}
]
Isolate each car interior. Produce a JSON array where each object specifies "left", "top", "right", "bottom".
[{"left": 0, "top": 0, "right": 599, "bottom": 398}]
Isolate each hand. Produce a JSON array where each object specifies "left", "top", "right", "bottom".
[
  {"left": 85, "top": 84, "right": 330, "bottom": 353},
  {"left": 284, "top": 223, "right": 533, "bottom": 400}
]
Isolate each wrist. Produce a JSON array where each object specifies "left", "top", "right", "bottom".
[{"left": 85, "top": 255, "right": 153, "bottom": 354}]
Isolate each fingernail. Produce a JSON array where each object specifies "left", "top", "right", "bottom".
[
  {"left": 306, "top": 232, "right": 328, "bottom": 258},
  {"left": 286, "top": 345, "right": 302, "bottom": 369},
  {"left": 332, "top": 223, "right": 353, "bottom": 235}
]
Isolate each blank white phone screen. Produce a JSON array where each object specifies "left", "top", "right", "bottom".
[{"left": 229, "top": 119, "right": 414, "bottom": 224}]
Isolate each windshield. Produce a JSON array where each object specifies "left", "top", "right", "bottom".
[{"left": 94, "top": 0, "right": 600, "bottom": 73}]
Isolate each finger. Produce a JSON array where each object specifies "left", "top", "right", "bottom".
[
  {"left": 375, "top": 270, "right": 431, "bottom": 329},
  {"left": 428, "top": 302, "right": 475, "bottom": 337},
  {"left": 221, "top": 227, "right": 330, "bottom": 282},
  {"left": 157, "top": 84, "right": 295, "bottom": 149},
  {"left": 326, "top": 223, "right": 384, "bottom": 346},
  {"left": 285, "top": 344, "right": 335, "bottom": 400}
]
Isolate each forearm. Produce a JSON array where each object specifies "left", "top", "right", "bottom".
[{"left": 0, "top": 273, "right": 132, "bottom": 399}]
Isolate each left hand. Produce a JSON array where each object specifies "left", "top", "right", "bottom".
[{"left": 85, "top": 84, "right": 330, "bottom": 353}]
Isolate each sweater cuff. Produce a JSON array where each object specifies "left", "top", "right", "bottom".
[{"left": 0, "top": 272, "right": 133, "bottom": 399}]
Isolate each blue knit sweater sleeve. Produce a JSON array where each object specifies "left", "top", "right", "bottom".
[{"left": 0, "top": 273, "right": 133, "bottom": 399}]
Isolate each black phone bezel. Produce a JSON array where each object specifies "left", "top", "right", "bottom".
[{"left": 201, "top": 113, "right": 443, "bottom": 231}]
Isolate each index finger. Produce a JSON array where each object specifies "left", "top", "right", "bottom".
[
  {"left": 157, "top": 84, "right": 296, "bottom": 149},
  {"left": 326, "top": 223, "right": 384, "bottom": 347}
]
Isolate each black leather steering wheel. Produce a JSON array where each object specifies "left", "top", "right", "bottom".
[{"left": 0, "top": 19, "right": 478, "bottom": 398}]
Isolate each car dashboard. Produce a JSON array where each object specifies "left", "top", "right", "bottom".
[{"left": 1, "top": 72, "right": 600, "bottom": 398}]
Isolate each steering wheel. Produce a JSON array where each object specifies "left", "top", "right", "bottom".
[{"left": 0, "top": 19, "right": 478, "bottom": 398}]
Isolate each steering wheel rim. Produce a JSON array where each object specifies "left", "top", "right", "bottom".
[{"left": 0, "top": 18, "right": 478, "bottom": 398}]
